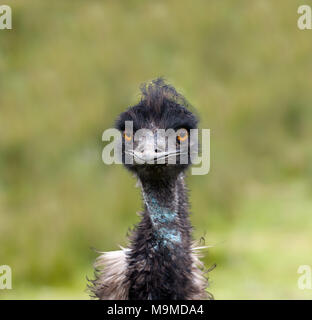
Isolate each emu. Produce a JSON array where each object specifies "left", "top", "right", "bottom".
[{"left": 89, "top": 79, "right": 212, "bottom": 300}]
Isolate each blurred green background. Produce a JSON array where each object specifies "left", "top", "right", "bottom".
[{"left": 1, "top": 0, "right": 312, "bottom": 299}]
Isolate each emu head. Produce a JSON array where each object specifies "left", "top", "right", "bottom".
[{"left": 115, "top": 79, "right": 198, "bottom": 179}]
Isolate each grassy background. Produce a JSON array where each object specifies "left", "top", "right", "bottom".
[{"left": 0, "top": 0, "right": 312, "bottom": 299}]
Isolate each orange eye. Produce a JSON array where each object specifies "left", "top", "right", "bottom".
[
  {"left": 123, "top": 131, "right": 132, "bottom": 141},
  {"left": 177, "top": 129, "right": 188, "bottom": 142}
]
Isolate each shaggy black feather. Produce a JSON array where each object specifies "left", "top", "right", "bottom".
[{"left": 115, "top": 79, "right": 198, "bottom": 133}]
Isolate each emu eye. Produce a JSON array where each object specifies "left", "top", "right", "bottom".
[
  {"left": 177, "top": 128, "right": 188, "bottom": 142},
  {"left": 123, "top": 131, "right": 132, "bottom": 142}
]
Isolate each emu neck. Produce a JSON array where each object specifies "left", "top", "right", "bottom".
[
  {"left": 141, "top": 177, "right": 181, "bottom": 249},
  {"left": 127, "top": 173, "right": 194, "bottom": 299}
]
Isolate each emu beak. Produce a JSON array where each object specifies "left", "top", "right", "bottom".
[
  {"left": 133, "top": 148, "right": 169, "bottom": 165},
  {"left": 132, "top": 133, "right": 170, "bottom": 164}
]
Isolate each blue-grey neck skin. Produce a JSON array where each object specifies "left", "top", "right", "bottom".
[
  {"left": 142, "top": 184, "right": 181, "bottom": 249},
  {"left": 138, "top": 172, "right": 190, "bottom": 252}
]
